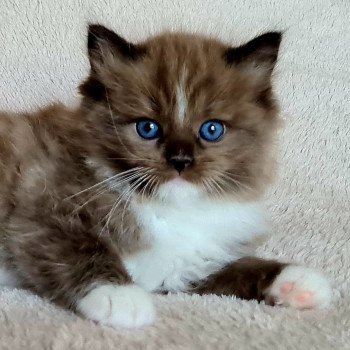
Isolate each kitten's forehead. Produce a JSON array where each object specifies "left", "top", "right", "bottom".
[
  {"left": 175, "top": 68, "right": 188, "bottom": 126},
  {"left": 140, "top": 34, "right": 231, "bottom": 128},
  {"left": 145, "top": 33, "right": 226, "bottom": 84}
]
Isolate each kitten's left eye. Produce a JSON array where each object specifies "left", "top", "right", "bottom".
[
  {"left": 199, "top": 120, "right": 225, "bottom": 142},
  {"left": 136, "top": 119, "right": 162, "bottom": 140}
]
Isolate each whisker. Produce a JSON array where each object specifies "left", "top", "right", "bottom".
[
  {"left": 210, "top": 169, "right": 250, "bottom": 187},
  {"left": 212, "top": 178, "right": 225, "bottom": 196},
  {"left": 220, "top": 170, "right": 251, "bottom": 180},
  {"left": 71, "top": 171, "right": 145, "bottom": 212},
  {"left": 201, "top": 178, "right": 212, "bottom": 195},
  {"left": 107, "top": 171, "right": 149, "bottom": 192},
  {"left": 99, "top": 186, "right": 130, "bottom": 237},
  {"left": 216, "top": 171, "right": 252, "bottom": 193},
  {"left": 149, "top": 175, "right": 159, "bottom": 199},
  {"left": 116, "top": 174, "right": 150, "bottom": 231},
  {"left": 65, "top": 167, "right": 144, "bottom": 200},
  {"left": 208, "top": 178, "right": 223, "bottom": 199},
  {"left": 150, "top": 177, "right": 160, "bottom": 199},
  {"left": 203, "top": 178, "right": 218, "bottom": 198},
  {"left": 119, "top": 173, "right": 151, "bottom": 234},
  {"left": 99, "top": 170, "right": 151, "bottom": 237},
  {"left": 140, "top": 174, "right": 155, "bottom": 203},
  {"left": 144, "top": 175, "right": 157, "bottom": 201}
]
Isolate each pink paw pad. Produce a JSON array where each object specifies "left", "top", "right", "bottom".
[
  {"left": 266, "top": 266, "right": 332, "bottom": 310},
  {"left": 278, "top": 282, "right": 315, "bottom": 308},
  {"left": 280, "top": 282, "right": 294, "bottom": 294},
  {"left": 294, "top": 291, "right": 315, "bottom": 309}
]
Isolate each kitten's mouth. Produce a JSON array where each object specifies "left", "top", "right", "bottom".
[
  {"left": 156, "top": 176, "right": 203, "bottom": 203},
  {"left": 166, "top": 177, "right": 188, "bottom": 186}
]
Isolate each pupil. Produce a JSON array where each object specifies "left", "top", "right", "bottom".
[
  {"left": 209, "top": 124, "right": 216, "bottom": 134},
  {"left": 144, "top": 123, "right": 154, "bottom": 133}
]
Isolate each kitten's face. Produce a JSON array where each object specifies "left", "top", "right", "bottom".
[{"left": 81, "top": 25, "right": 281, "bottom": 200}]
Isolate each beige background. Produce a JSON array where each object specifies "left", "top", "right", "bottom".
[{"left": 1, "top": 0, "right": 350, "bottom": 349}]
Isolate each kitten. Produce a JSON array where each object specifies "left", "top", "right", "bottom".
[{"left": 0, "top": 24, "right": 332, "bottom": 328}]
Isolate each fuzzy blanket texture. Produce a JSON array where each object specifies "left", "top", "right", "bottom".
[{"left": 0, "top": 0, "right": 349, "bottom": 349}]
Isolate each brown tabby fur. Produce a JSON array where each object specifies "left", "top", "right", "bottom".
[
  {"left": 81, "top": 30, "right": 279, "bottom": 199},
  {"left": 0, "top": 25, "right": 285, "bottom": 311}
]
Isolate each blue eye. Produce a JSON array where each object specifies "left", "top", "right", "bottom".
[
  {"left": 136, "top": 119, "right": 161, "bottom": 140},
  {"left": 199, "top": 120, "right": 225, "bottom": 142}
]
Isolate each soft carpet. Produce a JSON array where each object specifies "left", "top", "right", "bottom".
[{"left": 0, "top": 0, "right": 349, "bottom": 349}]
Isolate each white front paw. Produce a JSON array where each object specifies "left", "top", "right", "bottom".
[
  {"left": 77, "top": 284, "right": 155, "bottom": 328},
  {"left": 266, "top": 265, "right": 332, "bottom": 309}
]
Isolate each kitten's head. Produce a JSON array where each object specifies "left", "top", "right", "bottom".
[{"left": 80, "top": 24, "right": 282, "bottom": 202}]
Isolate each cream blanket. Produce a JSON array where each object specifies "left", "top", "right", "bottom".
[{"left": 1, "top": 0, "right": 349, "bottom": 349}]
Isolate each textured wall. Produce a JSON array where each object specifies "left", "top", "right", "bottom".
[
  {"left": 1, "top": 0, "right": 348, "bottom": 113},
  {"left": 0, "top": 1, "right": 350, "bottom": 348}
]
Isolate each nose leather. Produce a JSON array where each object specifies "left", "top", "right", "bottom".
[{"left": 168, "top": 156, "right": 193, "bottom": 173}]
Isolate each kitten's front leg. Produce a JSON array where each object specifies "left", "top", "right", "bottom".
[
  {"left": 193, "top": 257, "right": 332, "bottom": 309},
  {"left": 5, "top": 220, "right": 155, "bottom": 328}
]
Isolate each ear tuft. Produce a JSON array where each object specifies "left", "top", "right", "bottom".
[
  {"left": 87, "top": 24, "right": 145, "bottom": 71},
  {"left": 225, "top": 31, "right": 282, "bottom": 75}
]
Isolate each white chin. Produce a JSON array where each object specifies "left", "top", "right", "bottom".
[{"left": 156, "top": 178, "right": 203, "bottom": 204}]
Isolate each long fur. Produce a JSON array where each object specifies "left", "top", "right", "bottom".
[{"left": 0, "top": 25, "right": 331, "bottom": 328}]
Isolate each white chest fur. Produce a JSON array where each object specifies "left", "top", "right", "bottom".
[{"left": 123, "top": 183, "right": 266, "bottom": 293}]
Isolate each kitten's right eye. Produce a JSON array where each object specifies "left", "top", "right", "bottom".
[{"left": 135, "top": 119, "right": 162, "bottom": 140}]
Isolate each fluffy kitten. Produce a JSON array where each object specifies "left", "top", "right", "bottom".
[{"left": 0, "top": 24, "right": 332, "bottom": 328}]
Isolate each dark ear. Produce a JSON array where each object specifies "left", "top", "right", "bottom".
[
  {"left": 80, "top": 24, "right": 145, "bottom": 101},
  {"left": 225, "top": 32, "right": 282, "bottom": 76},
  {"left": 87, "top": 24, "right": 145, "bottom": 71}
]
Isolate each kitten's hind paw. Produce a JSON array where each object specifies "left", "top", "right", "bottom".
[
  {"left": 77, "top": 284, "right": 155, "bottom": 328},
  {"left": 265, "top": 265, "right": 332, "bottom": 309}
]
